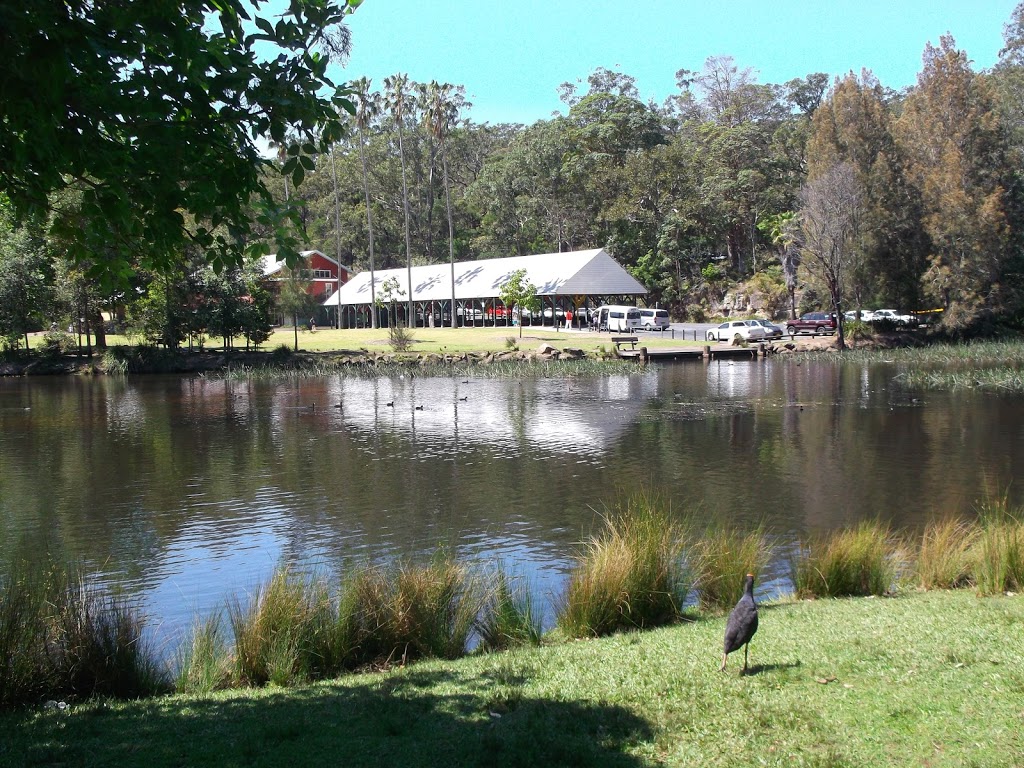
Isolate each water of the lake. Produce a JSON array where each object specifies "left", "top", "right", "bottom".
[{"left": 2, "top": 358, "right": 1022, "bottom": 651}]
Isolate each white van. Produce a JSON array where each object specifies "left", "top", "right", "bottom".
[
  {"left": 637, "top": 308, "right": 670, "bottom": 331},
  {"left": 594, "top": 305, "right": 642, "bottom": 333}
]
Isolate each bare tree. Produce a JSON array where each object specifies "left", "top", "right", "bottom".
[{"left": 796, "top": 162, "right": 863, "bottom": 350}]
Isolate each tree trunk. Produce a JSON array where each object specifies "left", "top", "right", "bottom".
[{"left": 91, "top": 309, "right": 106, "bottom": 349}]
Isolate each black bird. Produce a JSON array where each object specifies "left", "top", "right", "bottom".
[
  {"left": 721, "top": 573, "right": 758, "bottom": 673},
  {"left": 414, "top": 405, "right": 424, "bottom": 410},
  {"left": 386, "top": 401, "right": 394, "bottom": 407},
  {"left": 458, "top": 396, "right": 468, "bottom": 402}
]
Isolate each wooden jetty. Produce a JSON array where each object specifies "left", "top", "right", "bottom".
[{"left": 617, "top": 343, "right": 772, "bottom": 362}]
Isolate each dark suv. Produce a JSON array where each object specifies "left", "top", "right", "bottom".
[{"left": 786, "top": 312, "right": 837, "bottom": 335}]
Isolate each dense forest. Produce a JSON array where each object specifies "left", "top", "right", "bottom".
[{"left": 3, "top": 2, "right": 1024, "bottom": 349}]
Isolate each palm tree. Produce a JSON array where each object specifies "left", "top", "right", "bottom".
[
  {"left": 424, "top": 81, "right": 469, "bottom": 329},
  {"left": 384, "top": 72, "right": 414, "bottom": 327},
  {"left": 352, "top": 77, "right": 380, "bottom": 328}
]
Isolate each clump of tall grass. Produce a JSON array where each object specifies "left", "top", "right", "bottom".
[
  {"left": 337, "top": 555, "right": 479, "bottom": 667},
  {"left": 175, "top": 612, "right": 232, "bottom": 694},
  {"left": 972, "top": 495, "right": 1024, "bottom": 596},
  {"left": 386, "top": 556, "right": 479, "bottom": 661},
  {"left": 0, "top": 562, "right": 169, "bottom": 707},
  {"left": 690, "top": 522, "right": 773, "bottom": 611},
  {"left": 916, "top": 517, "right": 978, "bottom": 589},
  {"left": 0, "top": 562, "right": 60, "bottom": 707},
  {"left": 100, "top": 349, "right": 129, "bottom": 375},
  {"left": 556, "top": 494, "right": 687, "bottom": 638},
  {"left": 476, "top": 570, "right": 542, "bottom": 652},
  {"left": 227, "top": 568, "right": 338, "bottom": 687},
  {"left": 55, "top": 581, "right": 170, "bottom": 699},
  {"left": 793, "top": 520, "right": 901, "bottom": 598}
]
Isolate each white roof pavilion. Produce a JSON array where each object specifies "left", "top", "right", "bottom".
[{"left": 322, "top": 248, "right": 646, "bottom": 307}]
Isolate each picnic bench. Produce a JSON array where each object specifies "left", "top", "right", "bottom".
[{"left": 611, "top": 335, "right": 639, "bottom": 350}]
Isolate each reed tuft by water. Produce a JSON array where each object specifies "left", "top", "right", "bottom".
[
  {"left": 972, "top": 494, "right": 1024, "bottom": 595},
  {"left": 793, "top": 520, "right": 901, "bottom": 598},
  {"left": 915, "top": 516, "right": 978, "bottom": 589},
  {"left": 0, "top": 562, "right": 169, "bottom": 707},
  {"left": 556, "top": 493, "right": 687, "bottom": 637},
  {"left": 227, "top": 568, "right": 330, "bottom": 687},
  {"left": 476, "top": 570, "right": 542, "bottom": 652},
  {"left": 175, "top": 612, "right": 232, "bottom": 694},
  {"left": 690, "top": 522, "right": 772, "bottom": 611}
]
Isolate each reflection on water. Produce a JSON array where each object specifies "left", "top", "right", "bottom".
[{"left": 2, "top": 359, "right": 1023, "bottom": 647}]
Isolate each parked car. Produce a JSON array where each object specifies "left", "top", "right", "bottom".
[
  {"left": 752, "top": 319, "right": 783, "bottom": 339},
  {"left": 870, "top": 308, "right": 917, "bottom": 327},
  {"left": 706, "top": 320, "right": 767, "bottom": 343},
  {"left": 844, "top": 309, "right": 875, "bottom": 322},
  {"left": 637, "top": 308, "right": 671, "bottom": 331},
  {"left": 786, "top": 312, "right": 837, "bottom": 335}
]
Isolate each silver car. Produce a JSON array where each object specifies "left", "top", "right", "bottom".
[{"left": 752, "top": 319, "right": 783, "bottom": 339}]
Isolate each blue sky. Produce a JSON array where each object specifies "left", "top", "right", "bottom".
[{"left": 336, "top": 0, "right": 1019, "bottom": 125}]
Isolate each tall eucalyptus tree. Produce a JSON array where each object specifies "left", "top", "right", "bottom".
[
  {"left": 384, "top": 73, "right": 415, "bottom": 325},
  {"left": 424, "top": 81, "right": 469, "bottom": 328},
  {"left": 352, "top": 77, "right": 380, "bottom": 327}
]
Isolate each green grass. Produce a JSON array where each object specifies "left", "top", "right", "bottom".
[
  {"left": 3, "top": 590, "right": 1021, "bottom": 767},
  {"left": 220, "top": 354, "right": 646, "bottom": 381},
  {"left": 30, "top": 325, "right": 702, "bottom": 357},
  {"left": 175, "top": 612, "right": 231, "bottom": 694}
]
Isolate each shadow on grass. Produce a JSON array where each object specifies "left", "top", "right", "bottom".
[
  {"left": 6, "top": 668, "right": 654, "bottom": 768},
  {"left": 741, "top": 661, "right": 802, "bottom": 676}
]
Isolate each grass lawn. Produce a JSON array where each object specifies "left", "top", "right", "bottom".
[
  {"left": 3, "top": 590, "right": 1021, "bottom": 767},
  {"left": 28, "top": 325, "right": 707, "bottom": 357}
]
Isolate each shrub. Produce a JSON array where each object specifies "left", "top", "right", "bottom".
[
  {"left": 388, "top": 556, "right": 479, "bottom": 660},
  {"left": 60, "top": 584, "right": 169, "bottom": 699},
  {"left": 388, "top": 324, "right": 415, "bottom": 353},
  {"left": 690, "top": 523, "right": 772, "bottom": 611},
  {"left": 100, "top": 348, "right": 129, "bottom": 375},
  {"left": 38, "top": 330, "right": 76, "bottom": 358},
  {"left": 793, "top": 521, "right": 900, "bottom": 598},
  {"left": 843, "top": 320, "right": 874, "bottom": 344},
  {"left": 505, "top": 336, "right": 518, "bottom": 350},
  {"left": 1, "top": 562, "right": 169, "bottom": 705},
  {"left": 557, "top": 493, "right": 687, "bottom": 637}
]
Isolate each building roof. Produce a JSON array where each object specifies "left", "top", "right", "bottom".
[
  {"left": 261, "top": 250, "right": 352, "bottom": 278},
  {"left": 322, "top": 248, "right": 647, "bottom": 306}
]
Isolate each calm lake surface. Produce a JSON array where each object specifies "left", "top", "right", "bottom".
[{"left": 2, "top": 359, "right": 1022, "bottom": 647}]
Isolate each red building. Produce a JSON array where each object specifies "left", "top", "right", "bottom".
[{"left": 260, "top": 250, "right": 351, "bottom": 301}]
